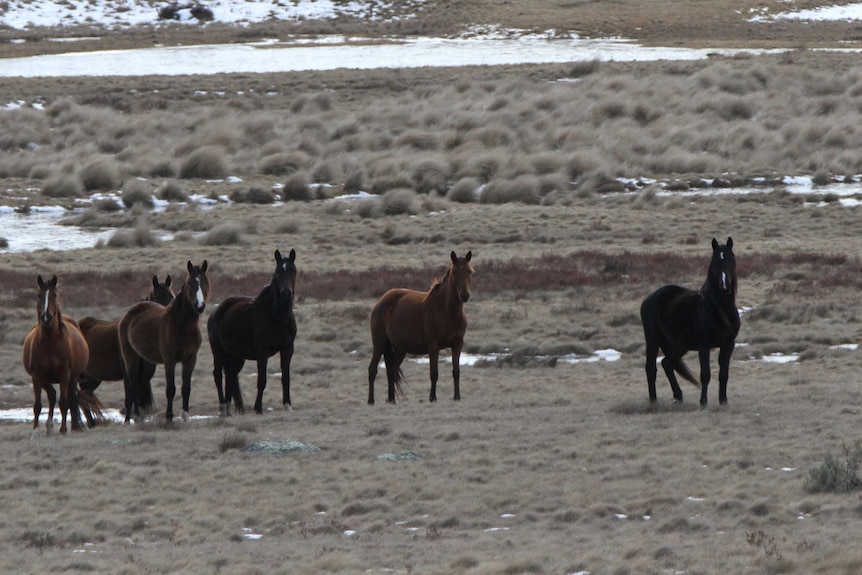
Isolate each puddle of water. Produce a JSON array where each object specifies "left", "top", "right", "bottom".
[
  {"left": 0, "top": 34, "right": 788, "bottom": 78},
  {"left": 0, "top": 208, "right": 115, "bottom": 253}
]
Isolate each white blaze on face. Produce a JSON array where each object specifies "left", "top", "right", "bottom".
[
  {"left": 195, "top": 283, "right": 205, "bottom": 309},
  {"left": 41, "top": 293, "right": 48, "bottom": 320},
  {"left": 721, "top": 271, "right": 728, "bottom": 291}
]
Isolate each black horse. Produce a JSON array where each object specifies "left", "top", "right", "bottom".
[
  {"left": 208, "top": 249, "right": 297, "bottom": 415},
  {"left": 640, "top": 237, "right": 740, "bottom": 407}
]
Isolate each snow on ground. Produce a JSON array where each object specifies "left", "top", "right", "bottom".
[
  {"left": 0, "top": 0, "right": 425, "bottom": 30},
  {"left": 751, "top": 2, "right": 862, "bottom": 22}
]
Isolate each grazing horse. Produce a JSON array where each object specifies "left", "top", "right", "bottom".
[
  {"left": 640, "top": 237, "right": 740, "bottom": 407},
  {"left": 119, "top": 261, "right": 209, "bottom": 422},
  {"left": 208, "top": 249, "right": 297, "bottom": 415},
  {"left": 21, "top": 275, "right": 91, "bottom": 435},
  {"left": 368, "top": 250, "right": 473, "bottom": 405},
  {"left": 77, "top": 275, "right": 175, "bottom": 425}
]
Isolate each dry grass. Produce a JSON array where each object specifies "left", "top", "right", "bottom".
[{"left": 4, "top": 3, "right": 862, "bottom": 574}]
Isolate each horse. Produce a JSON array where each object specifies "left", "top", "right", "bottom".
[
  {"left": 21, "top": 275, "right": 93, "bottom": 436},
  {"left": 118, "top": 261, "right": 209, "bottom": 422},
  {"left": 640, "top": 237, "right": 740, "bottom": 407},
  {"left": 208, "top": 249, "right": 297, "bottom": 415},
  {"left": 368, "top": 250, "right": 473, "bottom": 405},
  {"left": 77, "top": 274, "right": 175, "bottom": 426}
]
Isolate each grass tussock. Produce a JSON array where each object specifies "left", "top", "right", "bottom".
[
  {"left": 203, "top": 221, "right": 246, "bottom": 245},
  {"left": 804, "top": 442, "right": 862, "bottom": 493},
  {"left": 179, "top": 146, "right": 228, "bottom": 179}
]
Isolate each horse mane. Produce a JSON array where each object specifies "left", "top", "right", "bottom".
[{"left": 429, "top": 266, "right": 452, "bottom": 293}]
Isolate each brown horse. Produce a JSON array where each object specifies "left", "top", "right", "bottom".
[
  {"left": 368, "top": 250, "right": 473, "bottom": 405},
  {"left": 119, "top": 261, "right": 209, "bottom": 422},
  {"left": 208, "top": 249, "right": 297, "bottom": 415},
  {"left": 77, "top": 275, "right": 175, "bottom": 426},
  {"left": 21, "top": 275, "right": 91, "bottom": 436}
]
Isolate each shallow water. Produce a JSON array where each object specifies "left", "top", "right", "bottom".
[{"left": 0, "top": 34, "right": 787, "bottom": 78}]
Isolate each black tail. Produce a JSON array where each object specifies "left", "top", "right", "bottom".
[
  {"left": 133, "top": 361, "right": 155, "bottom": 413},
  {"left": 383, "top": 342, "right": 406, "bottom": 399}
]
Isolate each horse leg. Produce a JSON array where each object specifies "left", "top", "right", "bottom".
[
  {"left": 164, "top": 362, "right": 177, "bottom": 422},
  {"left": 278, "top": 343, "right": 294, "bottom": 412},
  {"left": 367, "top": 342, "right": 385, "bottom": 405},
  {"left": 58, "top": 373, "right": 70, "bottom": 434},
  {"left": 31, "top": 381, "right": 43, "bottom": 438},
  {"left": 698, "top": 346, "right": 712, "bottom": 407},
  {"left": 451, "top": 343, "right": 463, "bottom": 401},
  {"left": 644, "top": 341, "right": 659, "bottom": 403},
  {"left": 180, "top": 357, "right": 196, "bottom": 422},
  {"left": 660, "top": 353, "right": 685, "bottom": 402},
  {"left": 212, "top": 352, "right": 228, "bottom": 417},
  {"left": 428, "top": 346, "right": 440, "bottom": 403},
  {"left": 717, "top": 343, "right": 734, "bottom": 405},
  {"left": 253, "top": 355, "right": 269, "bottom": 415}
]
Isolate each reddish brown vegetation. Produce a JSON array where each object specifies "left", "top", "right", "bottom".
[{"left": 3, "top": 251, "right": 857, "bottom": 310}]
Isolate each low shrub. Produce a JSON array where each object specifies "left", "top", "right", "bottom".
[
  {"left": 805, "top": 442, "right": 862, "bottom": 493},
  {"left": 106, "top": 224, "right": 160, "bottom": 248},
  {"left": 41, "top": 174, "right": 83, "bottom": 198},
  {"left": 382, "top": 188, "right": 421, "bottom": 216},
  {"left": 411, "top": 160, "right": 448, "bottom": 195},
  {"left": 282, "top": 172, "right": 311, "bottom": 201},
  {"left": 179, "top": 146, "right": 228, "bottom": 179},
  {"left": 231, "top": 187, "right": 275, "bottom": 204},
  {"left": 121, "top": 178, "right": 154, "bottom": 208},
  {"left": 158, "top": 180, "right": 189, "bottom": 202},
  {"left": 447, "top": 177, "right": 480, "bottom": 203},
  {"left": 80, "top": 158, "right": 121, "bottom": 191},
  {"left": 203, "top": 221, "right": 245, "bottom": 245}
]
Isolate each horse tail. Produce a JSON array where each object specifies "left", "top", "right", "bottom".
[
  {"left": 77, "top": 385, "right": 106, "bottom": 426},
  {"left": 382, "top": 341, "right": 406, "bottom": 399},
  {"left": 674, "top": 358, "right": 701, "bottom": 389}
]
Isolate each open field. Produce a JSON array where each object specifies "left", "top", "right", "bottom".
[{"left": 4, "top": 1, "right": 862, "bottom": 574}]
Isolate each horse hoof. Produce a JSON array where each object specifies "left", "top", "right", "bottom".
[
  {"left": 181, "top": 411, "right": 190, "bottom": 422},
  {"left": 30, "top": 429, "right": 41, "bottom": 440},
  {"left": 283, "top": 403, "right": 293, "bottom": 412}
]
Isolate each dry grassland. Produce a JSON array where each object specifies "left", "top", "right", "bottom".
[{"left": 4, "top": 1, "right": 862, "bottom": 574}]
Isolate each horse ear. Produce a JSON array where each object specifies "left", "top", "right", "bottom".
[
  {"left": 451, "top": 250, "right": 457, "bottom": 263},
  {"left": 50, "top": 275, "right": 58, "bottom": 287},
  {"left": 201, "top": 260, "right": 208, "bottom": 273},
  {"left": 726, "top": 237, "right": 733, "bottom": 250},
  {"left": 275, "top": 249, "right": 282, "bottom": 263},
  {"left": 152, "top": 275, "right": 159, "bottom": 289},
  {"left": 37, "top": 274, "right": 44, "bottom": 288},
  {"left": 465, "top": 250, "right": 472, "bottom": 262},
  {"left": 165, "top": 275, "right": 172, "bottom": 287},
  {"left": 288, "top": 248, "right": 296, "bottom": 262},
  {"left": 187, "top": 260, "right": 193, "bottom": 273},
  {"left": 711, "top": 238, "right": 719, "bottom": 251}
]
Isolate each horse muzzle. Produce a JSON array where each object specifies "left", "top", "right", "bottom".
[{"left": 460, "top": 291, "right": 471, "bottom": 303}]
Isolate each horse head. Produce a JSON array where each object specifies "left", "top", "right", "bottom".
[
  {"left": 709, "top": 237, "right": 736, "bottom": 297},
  {"left": 184, "top": 260, "right": 210, "bottom": 314},
  {"left": 149, "top": 274, "right": 175, "bottom": 306},
  {"left": 273, "top": 248, "right": 297, "bottom": 302},
  {"left": 36, "top": 274, "right": 59, "bottom": 327},
  {"left": 450, "top": 250, "right": 474, "bottom": 303}
]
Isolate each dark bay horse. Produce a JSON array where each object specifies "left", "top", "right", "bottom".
[
  {"left": 21, "top": 275, "right": 92, "bottom": 435},
  {"left": 208, "top": 249, "right": 297, "bottom": 415},
  {"left": 640, "top": 237, "right": 740, "bottom": 407},
  {"left": 368, "top": 250, "right": 473, "bottom": 405},
  {"left": 77, "top": 275, "right": 175, "bottom": 425},
  {"left": 119, "top": 261, "right": 209, "bottom": 422}
]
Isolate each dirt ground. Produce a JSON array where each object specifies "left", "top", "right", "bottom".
[{"left": 4, "top": 1, "right": 862, "bottom": 574}]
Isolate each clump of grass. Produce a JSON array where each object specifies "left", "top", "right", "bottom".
[
  {"left": 259, "top": 151, "right": 310, "bottom": 175},
  {"left": 275, "top": 217, "right": 301, "bottom": 234},
  {"left": 80, "top": 158, "right": 121, "bottom": 191},
  {"left": 41, "top": 174, "right": 83, "bottom": 198},
  {"left": 282, "top": 172, "right": 311, "bottom": 201},
  {"left": 343, "top": 170, "right": 365, "bottom": 194},
  {"left": 179, "top": 146, "right": 228, "bottom": 179},
  {"left": 106, "top": 224, "right": 160, "bottom": 248},
  {"left": 158, "top": 180, "right": 189, "bottom": 202},
  {"left": 382, "top": 188, "right": 421, "bottom": 215},
  {"left": 121, "top": 178, "right": 154, "bottom": 209},
  {"left": 355, "top": 198, "right": 383, "bottom": 219},
  {"left": 480, "top": 176, "right": 540, "bottom": 204},
  {"left": 447, "top": 177, "right": 480, "bottom": 203},
  {"left": 412, "top": 160, "right": 448, "bottom": 195},
  {"left": 203, "top": 221, "right": 245, "bottom": 245},
  {"left": 219, "top": 432, "right": 249, "bottom": 453},
  {"left": 231, "top": 187, "right": 275, "bottom": 204},
  {"left": 804, "top": 441, "right": 862, "bottom": 493}
]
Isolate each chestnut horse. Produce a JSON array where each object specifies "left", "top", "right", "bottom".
[
  {"left": 119, "top": 261, "right": 209, "bottom": 422},
  {"left": 21, "top": 275, "right": 91, "bottom": 436},
  {"left": 208, "top": 249, "right": 297, "bottom": 415},
  {"left": 641, "top": 237, "right": 740, "bottom": 407},
  {"left": 77, "top": 274, "right": 175, "bottom": 425},
  {"left": 368, "top": 250, "right": 473, "bottom": 405}
]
